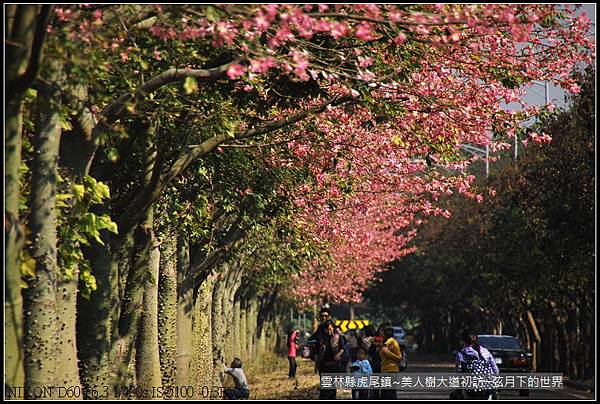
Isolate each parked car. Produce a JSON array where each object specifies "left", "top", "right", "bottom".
[
  {"left": 477, "top": 334, "right": 532, "bottom": 396},
  {"left": 392, "top": 326, "right": 407, "bottom": 347}
]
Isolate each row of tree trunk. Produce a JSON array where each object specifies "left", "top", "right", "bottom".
[
  {"left": 9, "top": 221, "right": 286, "bottom": 399},
  {"left": 5, "top": 7, "right": 289, "bottom": 398}
]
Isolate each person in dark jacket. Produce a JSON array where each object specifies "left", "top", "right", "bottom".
[
  {"left": 305, "top": 307, "right": 333, "bottom": 368},
  {"left": 308, "top": 307, "right": 332, "bottom": 342},
  {"left": 316, "top": 320, "right": 350, "bottom": 399}
]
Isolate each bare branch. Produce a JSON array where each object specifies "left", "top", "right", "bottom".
[
  {"left": 116, "top": 96, "right": 351, "bottom": 235},
  {"left": 100, "top": 60, "right": 240, "bottom": 121}
]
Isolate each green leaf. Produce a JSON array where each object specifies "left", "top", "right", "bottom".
[
  {"left": 95, "top": 181, "right": 111, "bottom": 200},
  {"left": 20, "top": 253, "right": 36, "bottom": 278},
  {"left": 205, "top": 5, "right": 223, "bottom": 22},
  {"left": 60, "top": 116, "right": 73, "bottom": 131},
  {"left": 79, "top": 263, "right": 97, "bottom": 300},
  {"left": 184, "top": 76, "right": 198, "bottom": 94},
  {"left": 392, "top": 135, "right": 405, "bottom": 146},
  {"left": 107, "top": 148, "right": 119, "bottom": 163},
  {"left": 25, "top": 88, "right": 38, "bottom": 99},
  {"left": 96, "top": 214, "right": 119, "bottom": 234},
  {"left": 73, "top": 184, "right": 85, "bottom": 201},
  {"left": 147, "top": 271, "right": 158, "bottom": 285}
]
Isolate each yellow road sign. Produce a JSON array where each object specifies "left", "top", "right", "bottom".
[{"left": 335, "top": 320, "right": 369, "bottom": 333}]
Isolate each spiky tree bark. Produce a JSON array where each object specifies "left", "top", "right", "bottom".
[
  {"left": 239, "top": 299, "right": 247, "bottom": 363},
  {"left": 192, "top": 272, "right": 216, "bottom": 398},
  {"left": 136, "top": 234, "right": 162, "bottom": 393},
  {"left": 112, "top": 120, "right": 159, "bottom": 391},
  {"left": 134, "top": 120, "right": 162, "bottom": 391},
  {"left": 232, "top": 299, "right": 241, "bottom": 359},
  {"left": 176, "top": 235, "right": 193, "bottom": 388},
  {"left": 211, "top": 262, "right": 231, "bottom": 387},
  {"left": 222, "top": 261, "right": 239, "bottom": 364},
  {"left": 5, "top": 5, "right": 52, "bottom": 390},
  {"left": 246, "top": 299, "right": 258, "bottom": 362},
  {"left": 158, "top": 236, "right": 177, "bottom": 388},
  {"left": 77, "top": 223, "right": 119, "bottom": 396},
  {"left": 23, "top": 70, "right": 62, "bottom": 391}
]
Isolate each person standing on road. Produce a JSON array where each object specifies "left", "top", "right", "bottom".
[
  {"left": 380, "top": 326, "right": 403, "bottom": 400},
  {"left": 306, "top": 307, "right": 333, "bottom": 371},
  {"left": 316, "top": 320, "right": 350, "bottom": 400},
  {"left": 287, "top": 329, "right": 300, "bottom": 379},
  {"left": 455, "top": 329, "right": 499, "bottom": 399}
]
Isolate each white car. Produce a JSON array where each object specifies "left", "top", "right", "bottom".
[{"left": 392, "top": 326, "right": 407, "bottom": 347}]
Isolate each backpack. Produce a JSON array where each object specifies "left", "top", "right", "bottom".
[
  {"left": 398, "top": 345, "right": 408, "bottom": 371},
  {"left": 461, "top": 348, "right": 495, "bottom": 397}
]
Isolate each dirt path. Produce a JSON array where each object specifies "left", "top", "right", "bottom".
[{"left": 247, "top": 353, "right": 351, "bottom": 400}]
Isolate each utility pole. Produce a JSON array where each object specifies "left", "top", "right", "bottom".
[
  {"left": 514, "top": 127, "right": 518, "bottom": 160},
  {"left": 485, "top": 132, "right": 490, "bottom": 178}
]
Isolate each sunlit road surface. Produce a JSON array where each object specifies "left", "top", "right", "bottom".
[{"left": 393, "top": 353, "right": 594, "bottom": 400}]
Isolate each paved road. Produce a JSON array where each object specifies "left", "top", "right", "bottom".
[{"left": 393, "top": 353, "right": 594, "bottom": 400}]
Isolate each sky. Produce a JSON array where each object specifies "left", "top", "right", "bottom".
[{"left": 523, "top": 3, "right": 596, "bottom": 109}]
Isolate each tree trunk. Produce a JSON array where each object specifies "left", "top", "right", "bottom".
[
  {"left": 526, "top": 310, "right": 541, "bottom": 373},
  {"left": 247, "top": 299, "right": 258, "bottom": 360},
  {"left": 136, "top": 234, "right": 162, "bottom": 393},
  {"left": 222, "top": 267, "right": 235, "bottom": 364},
  {"left": 583, "top": 305, "right": 593, "bottom": 380},
  {"left": 566, "top": 304, "right": 578, "bottom": 378},
  {"left": 233, "top": 299, "right": 241, "bottom": 359},
  {"left": 103, "top": 230, "right": 135, "bottom": 396},
  {"left": 114, "top": 227, "right": 152, "bottom": 390},
  {"left": 211, "top": 263, "right": 230, "bottom": 387},
  {"left": 245, "top": 300, "right": 254, "bottom": 360},
  {"left": 239, "top": 300, "right": 247, "bottom": 363},
  {"left": 254, "top": 297, "right": 264, "bottom": 356},
  {"left": 52, "top": 64, "right": 82, "bottom": 394},
  {"left": 56, "top": 267, "right": 82, "bottom": 395},
  {"left": 518, "top": 314, "right": 530, "bottom": 355},
  {"left": 5, "top": 208, "right": 25, "bottom": 392},
  {"left": 5, "top": 5, "right": 39, "bottom": 391},
  {"left": 551, "top": 316, "right": 560, "bottom": 373},
  {"left": 77, "top": 227, "right": 119, "bottom": 396},
  {"left": 112, "top": 120, "right": 158, "bottom": 391},
  {"left": 158, "top": 236, "right": 177, "bottom": 388},
  {"left": 23, "top": 74, "right": 62, "bottom": 391},
  {"left": 223, "top": 261, "right": 243, "bottom": 364},
  {"left": 176, "top": 235, "right": 193, "bottom": 388},
  {"left": 192, "top": 272, "right": 216, "bottom": 398},
  {"left": 258, "top": 316, "right": 267, "bottom": 356},
  {"left": 582, "top": 297, "right": 593, "bottom": 380}
]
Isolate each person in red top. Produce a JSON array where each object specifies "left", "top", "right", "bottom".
[{"left": 287, "top": 329, "right": 300, "bottom": 379}]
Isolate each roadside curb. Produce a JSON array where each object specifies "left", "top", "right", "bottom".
[{"left": 563, "top": 379, "right": 594, "bottom": 393}]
